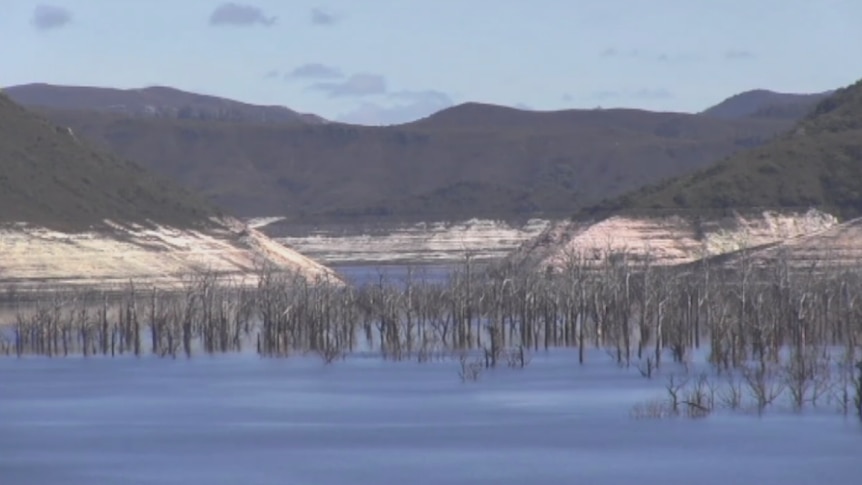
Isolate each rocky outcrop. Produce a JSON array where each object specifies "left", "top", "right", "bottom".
[
  {"left": 506, "top": 209, "right": 838, "bottom": 271},
  {"left": 713, "top": 217, "right": 862, "bottom": 269},
  {"left": 0, "top": 217, "right": 339, "bottom": 290}
]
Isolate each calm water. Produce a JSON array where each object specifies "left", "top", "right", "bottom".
[
  {"left": 2, "top": 265, "right": 861, "bottom": 484},
  {"left": 332, "top": 263, "right": 462, "bottom": 286},
  {"left": 1, "top": 349, "right": 861, "bottom": 485}
]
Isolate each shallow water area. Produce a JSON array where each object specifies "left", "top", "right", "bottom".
[
  {"left": 2, "top": 350, "right": 860, "bottom": 485},
  {"left": 331, "top": 262, "right": 460, "bottom": 286}
]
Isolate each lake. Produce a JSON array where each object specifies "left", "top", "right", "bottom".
[
  {"left": 2, "top": 349, "right": 861, "bottom": 485},
  {"left": 1, "top": 263, "right": 861, "bottom": 484},
  {"left": 331, "top": 263, "right": 462, "bottom": 286}
]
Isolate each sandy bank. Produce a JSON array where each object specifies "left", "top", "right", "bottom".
[
  {"left": 713, "top": 216, "right": 862, "bottom": 269},
  {"left": 506, "top": 209, "right": 839, "bottom": 271},
  {"left": 273, "top": 218, "right": 551, "bottom": 264},
  {"left": 0, "top": 217, "right": 339, "bottom": 291}
]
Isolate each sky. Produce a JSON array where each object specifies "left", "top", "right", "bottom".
[{"left": 2, "top": 0, "right": 861, "bottom": 125}]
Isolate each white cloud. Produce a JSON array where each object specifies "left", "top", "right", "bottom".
[
  {"left": 338, "top": 90, "right": 454, "bottom": 125},
  {"left": 286, "top": 63, "right": 344, "bottom": 80},
  {"left": 311, "top": 73, "right": 387, "bottom": 97}
]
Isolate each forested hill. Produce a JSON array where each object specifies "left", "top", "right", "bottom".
[
  {"left": 582, "top": 79, "right": 862, "bottom": 221},
  {"left": 0, "top": 93, "right": 219, "bottom": 231}
]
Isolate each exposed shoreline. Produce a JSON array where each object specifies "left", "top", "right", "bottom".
[
  {"left": 271, "top": 218, "right": 550, "bottom": 265},
  {"left": 0, "top": 209, "right": 853, "bottom": 299},
  {"left": 0, "top": 217, "right": 340, "bottom": 292}
]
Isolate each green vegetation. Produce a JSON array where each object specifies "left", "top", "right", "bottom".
[
  {"left": 8, "top": 84, "right": 824, "bottom": 222},
  {"left": 584, "top": 79, "right": 862, "bottom": 220},
  {"left": 26, "top": 102, "right": 794, "bottom": 223},
  {"left": 700, "top": 89, "right": 830, "bottom": 120},
  {"left": 4, "top": 83, "right": 324, "bottom": 124},
  {"left": 0, "top": 93, "right": 220, "bottom": 231}
]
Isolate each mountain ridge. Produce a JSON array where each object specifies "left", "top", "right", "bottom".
[
  {"left": 3, "top": 83, "right": 326, "bottom": 125},
  {"left": 8, "top": 84, "right": 819, "bottom": 222},
  {"left": 701, "top": 88, "right": 832, "bottom": 120},
  {"left": 581, "top": 78, "right": 862, "bottom": 221}
]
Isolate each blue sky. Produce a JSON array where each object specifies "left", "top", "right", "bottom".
[{"left": 3, "top": 0, "right": 861, "bottom": 125}]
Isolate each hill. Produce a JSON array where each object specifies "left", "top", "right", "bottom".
[
  {"left": 701, "top": 89, "right": 831, "bottom": 120},
  {"left": 11, "top": 95, "right": 802, "bottom": 222},
  {"left": 0, "top": 92, "right": 218, "bottom": 230},
  {"left": 0, "top": 93, "right": 336, "bottom": 287},
  {"left": 583, "top": 78, "right": 862, "bottom": 220},
  {"left": 4, "top": 83, "right": 326, "bottom": 125}
]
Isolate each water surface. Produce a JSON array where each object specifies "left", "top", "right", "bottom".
[{"left": 2, "top": 351, "right": 860, "bottom": 485}]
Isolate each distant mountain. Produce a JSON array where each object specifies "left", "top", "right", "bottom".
[
  {"left": 701, "top": 89, "right": 832, "bottom": 120},
  {"left": 3, "top": 83, "right": 326, "bottom": 125},
  {"left": 22, "top": 98, "right": 798, "bottom": 222},
  {"left": 0, "top": 92, "right": 217, "bottom": 230},
  {"left": 585, "top": 78, "right": 862, "bottom": 220},
  {"left": 8, "top": 82, "right": 837, "bottom": 223}
]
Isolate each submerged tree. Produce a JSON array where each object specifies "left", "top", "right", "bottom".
[
  {"left": 855, "top": 360, "right": 862, "bottom": 421},
  {"left": 2, "top": 243, "right": 862, "bottom": 419}
]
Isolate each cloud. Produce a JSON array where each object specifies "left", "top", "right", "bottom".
[
  {"left": 338, "top": 90, "right": 454, "bottom": 125},
  {"left": 311, "top": 73, "right": 386, "bottom": 97},
  {"left": 725, "top": 49, "right": 755, "bottom": 60},
  {"left": 633, "top": 88, "right": 673, "bottom": 99},
  {"left": 31, "top": 4, "right": 72, "bottom": 30},
  {"left": 264, "top": 69, "right": 280, "bottom": 79},
  {"left": 388, "top": 89, "right": 451, "bottom": 104},
  {"left": 602, "top": 47, "right": 699, "bottom": 63},
  {"left": 600, "top": 47, "right": 640, "bottom": 58},
  {"left": 302, "top": 68, "right": 450, "bottom": 123},
  {"left": 311, "top": 7, "right": 338, "bottom": 25},
  {"left": 561, "top": 93, "right": 573, "bottom": 102},
  {"left": 209, "top": 3, "right": 276, "bottom": 26},
  {"left": 286, "top": 63, "right": 344, "bottom": 80}
]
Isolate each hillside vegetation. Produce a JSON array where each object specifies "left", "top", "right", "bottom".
[
  {"left": 0, "top": 93, "right": 219, "bottom": 230},
  {"left": 4, "top": 83, "right": 325, "bottom": 124},
  {"left": 584, "top": 79, "right": 862, "bottom": 220},
  {"left": 19, "top": 99, "right": 798, "bottom": 222},
  {"left": 701, "top": 89, "right": 830, "bottom": 120}
]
